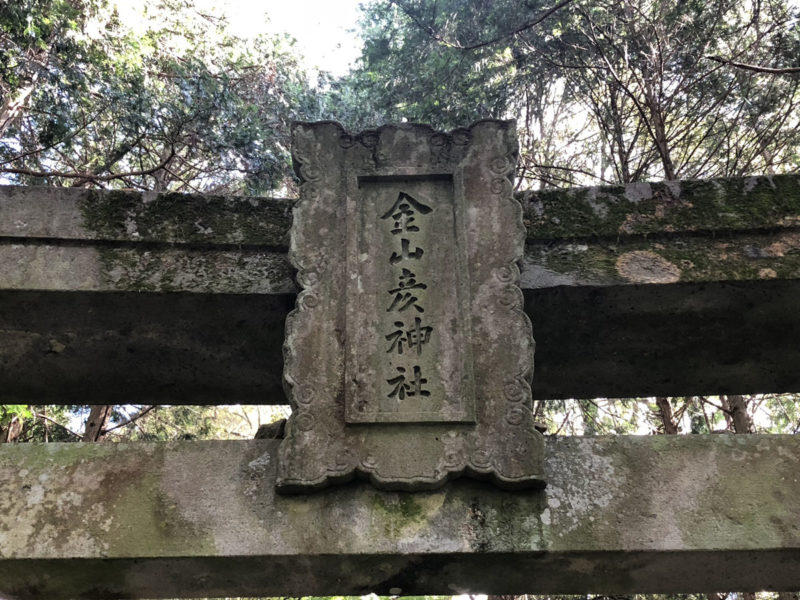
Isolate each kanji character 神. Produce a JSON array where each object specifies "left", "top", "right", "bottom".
[{"left": 385, "top": 317, "right": 433, "bottom": 355}]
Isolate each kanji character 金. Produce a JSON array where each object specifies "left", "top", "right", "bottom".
[{"left": 380, "top": 191, "right": 432, "bottom": 235}]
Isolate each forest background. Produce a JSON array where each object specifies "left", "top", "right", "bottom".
[{"left": 1, "top": 0, "right": 799, "bottom": 596}]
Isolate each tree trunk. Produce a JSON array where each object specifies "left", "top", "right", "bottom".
[
  {"left": 82, "top": 405, "right": 114, "bottom": 442},
  {"left": 649, "top": 103, "right": 676, "bottom": 179},
  {"left": 0, "top": 79, "right": 37, "bottom": 139},
  {"left": 642, "top": 79, "right": 677, "bottom": 180},
  {"left": 722, "top": 395, "right": 753, "bottom": 434},
  {"left": 608, "top": 83, "right": 632, "bottom": 183},
  {"left": 656, "top": 397, "right": 678, "bottom": 434},
  {"left": 0, "top": 416, "right": 23, "bottom": 443}
]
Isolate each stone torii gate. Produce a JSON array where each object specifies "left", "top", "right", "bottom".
[{"left": 0, "top": 121, "right": 799, "bottom": 599}]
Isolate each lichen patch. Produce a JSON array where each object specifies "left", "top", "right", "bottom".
[
  {"left": 623, "top": 182, "right": 653, "bottom": 203},
  {"left": 616, "top": 251, "right": 681, "bottom": 283}
]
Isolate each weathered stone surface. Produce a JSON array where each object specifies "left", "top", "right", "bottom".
[
  {"left": 5, "top": 174, "right": 799, "bottom": 247},
  {"left": 0, "top": 290, "right": 292, "bottom": 404},
  {"left": 519, "top": 173, "right": 800, "bottom": 239},
  {"left": 3, "top": 174, "right": 800, "bottom": 294},
  {"left": 1, "top": 175, "right": 799, "bottom": 403},
  {"left": 6, "top": 227, "right": 799, "bottom": 294},
  {"left": 1, "top": 435, "right": 798, "bottom": 598},
  {"left": 2, "top": 279, "right": 800, "bottom": 404},
  {"left": 278, "top": 121, "right": 543, "bottom": 491},
  {"left": 0, "top": 243, "right": 293, "bottom": 294},
  {"left": 523, "top": 231, "right": 800, "bottom": 288},
  {"left": 529, "top": 279, "right": 800, "bottom": 399},
  {"left": 0, "top": 184, "right": 293, "bottom": 245}
]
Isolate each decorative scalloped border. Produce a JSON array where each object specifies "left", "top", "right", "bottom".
[{"left": 277, "top": 120, "right": 543, "bottom": 492}]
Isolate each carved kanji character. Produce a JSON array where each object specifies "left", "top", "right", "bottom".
[
  {"left": 406, "top": 317, "right": 433, "bottom": 355},
  {"left": 381, "top": 192, "right": 432, "bottom": 235},
  {"left": 389, "top": 238, "right": 424, "bottom": 264},
  {"left": 385, "top": 321, "right": 407, "bottom": 354},
  {"left": 388, "top": 268, "right": 426, "bottom": 294},
  {"left": 386, "top": 365, "right": 430, "bottom": 399},
  {"left": 387, "top": 268, "right": 426, "bottom": 313}
]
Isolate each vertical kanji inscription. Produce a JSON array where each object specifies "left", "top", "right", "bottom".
[{"left": 346, "top": 177, "right": 475, "bottom": 423}]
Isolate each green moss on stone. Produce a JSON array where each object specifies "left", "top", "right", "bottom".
[
  {"left": 521, "top": 174, "right": 800, "bottom": 240},
  {"left": 78, "top": 189, "right": 292, "bottom": 246},
  {"left": 531, "top": 230, "right": 800, "bottom": 285},
  {"left": 371, "top": 493, "right": 426, "bottom": 524}
]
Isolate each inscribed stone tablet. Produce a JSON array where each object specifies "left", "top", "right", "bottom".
[
  {"left": 277, "top": 120, "right": 544, "bottom": 492},
  {"left": 346, "top": 176, "right": 475, "bottom": 423}
]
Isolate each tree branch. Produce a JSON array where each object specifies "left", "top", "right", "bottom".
[
  {"left": 103, "top": 405, "right": 157, "bottom": 435},
  {"left": 33, "top": 413, "right": 82, "bottom": 440},
  {"left": 524, "top": 162, "right": 615, "bottom": 184},
  {"left": 1, "top": 146, "right": 176, "bottom": 183},
  {"left": 389, "top": 0, "right": 575, "bottom": 51},
  {"left": 705, "top": 55, "right": 800, "bottom": 74}
]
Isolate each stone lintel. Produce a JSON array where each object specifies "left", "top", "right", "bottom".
[
  {"left": 1, "top": 177, "right": 800, "bottom": 403},
  {"left": 1, "top": 435, "right": 799, "bottom": 598},
  {"left": 0, "top": 184, "right": 294, "bottom": 246},
  {"left": 2, "top": 279, "right": 800, "bottom": 403},
  {"left": 4, "top": 174, "right": 800, "bottom": 246},
  {"left": 3, "top": 174, "right": 800, "bottom": 294}
]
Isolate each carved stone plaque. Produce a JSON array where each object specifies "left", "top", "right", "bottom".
[
  {"left": 347, "top": 177, "right": 475, "bottom": 423},
  {"left": 277, "top": 120, "right": 545, "bottom": 492}
]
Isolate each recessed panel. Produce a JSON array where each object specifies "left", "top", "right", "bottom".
[{"left": 346, "top": 175, "right": 475, "bottom": 423}]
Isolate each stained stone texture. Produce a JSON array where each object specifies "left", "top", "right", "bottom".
[
  {"left": 278, "top": 121, "right": 544, "bottom": 492},
  {"left": 2, "top": 175, "right": 800, "bottom": 404},
  {"left": 1, "top": 435, "right": 799, "bottom": 599}
]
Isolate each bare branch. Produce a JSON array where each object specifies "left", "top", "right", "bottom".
[
  {"left": 524, "top": 162, "right": 615, "bottom": 184},
  {"left": 33, "top": 413, "right": 82, "bottom": 440},
  {"left": 706, "top": 55, "right": 800, "bottom": 74},
  {"left": 1, "top": 146, "right": 176, "bottom": 184},
  {"left": 103, "top": 406, "right": 157, "bottom": 435},
  {"left": 389, "top": 0, "right": 575, "bottom": 51}
]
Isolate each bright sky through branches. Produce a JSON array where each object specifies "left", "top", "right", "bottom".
[{"left": 113, "top": 0, "right": 364, "bottom": 76}]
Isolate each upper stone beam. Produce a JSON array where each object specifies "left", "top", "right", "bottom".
[
  {"left": 2, "top": 174, "right": 800, "bottom": 402},
  {"left": 0, "top": 185, "right": 294, "bottom": 246},
  {"left": 4, "top": 174, "right": 799, "bottom": 246},
  {"left": 2, "top": 174, "right": 800, "bottom": 293},
  {"left": 520, "top": 174, "right": 800, "bottom": 240}
]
